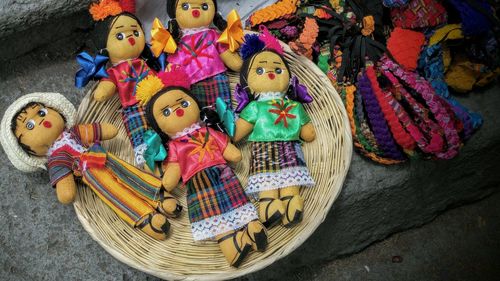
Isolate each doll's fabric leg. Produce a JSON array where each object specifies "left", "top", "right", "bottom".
[
  {"left": 81, "top": 167, "right": 169, "bottom": 240},
  {"left": 216, "top": 229, "right": 252, "bottom": 267},
  {"left": 106, "top": 152, "right": 182, "bottom": 216},
  {"left": 279, "top": 186, "right": 304, "bottom": 227},
  {"left": 121, "top": 104, "right": 149, "bottom": 166},
  {"left": 258, "top": 190, "right": 284, "bottom": 228},
  {"left": 190, "top": 72, "right": 232, "bottom": 108}
]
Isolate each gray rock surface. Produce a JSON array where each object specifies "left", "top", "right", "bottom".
[{"left": 0, "top": 47, "right": 499, "bottom": 280}]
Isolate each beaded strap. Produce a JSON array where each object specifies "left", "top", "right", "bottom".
[
  {"left": 381, "top": 68, "right": 445, "bottom": 155},
  {"left": 381, "top": 56, "right": 461, "bottom": 159},
  {"left": 366, "top": 66, "right": 416, "bottom": 152},
  {"left": 358, "top": 72, "right": 406, "bottom": 160}
]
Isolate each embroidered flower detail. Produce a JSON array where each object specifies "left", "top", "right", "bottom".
[
  {"left": 188, "top": 131, "right": 217, "bottom": 162},
  {"left": 268, "top": 99, "right": 297, "bottom": 128}
]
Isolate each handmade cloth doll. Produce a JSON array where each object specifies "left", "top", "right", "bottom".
[
  {"left": 136, "top": 68, "right": 267, "bottom": 267},
  {"left": 233, "top": 30, "right": 316, "bottom": 228},
  {"left": 76, "top": 0, "right": 161, "bottom": 168},
  {"left": 163, "top": 0, "right": 243, "bottom": 109},
  {"left": 0, "top": 93, "right": 181, "bottom": 240}
]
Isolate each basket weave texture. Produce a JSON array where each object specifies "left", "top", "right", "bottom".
[{"left": 73, "top": 43, "right": 352, "bottom": 281}]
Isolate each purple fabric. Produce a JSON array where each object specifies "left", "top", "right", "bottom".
[
  {"left": 289, "top": 76, "right": 313, "bottom": 104},
  {"left": 358, "top": 73, "right": 405, "bottom": 160},
  {"left": 234, "top": 84, "right": 250, "bottom": 113}
]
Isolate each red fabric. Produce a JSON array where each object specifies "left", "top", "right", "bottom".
[
  {"left": 387, "top": 27, "right": 425, "bottom": 71},
  {"left": 390, "top": 0, "right": 447, "bottom": 29},
  {"left": 166, "top": 127, "right": 229, "bottom": 183},
  {"left": 119, "top": 0, "right": 136, "bottom": 13}
]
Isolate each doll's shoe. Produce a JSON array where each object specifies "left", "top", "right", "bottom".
[
  {"left": 158, "top": 191, "right": 183, "bottom": 218},
  {"left": 217, "top": 230, "right": 252, "bottom": 267},
  {"left": 281, "top": 195, "right": 304, "bottom": 227},
  {"left": 136, "top": 213, "right": 170, "bottom": 240},
  {"left": 258, "top": 197, "right": 284, "bottom": 228},
  {"left": 245, "top": 220, "right": 268, "bottom": 252}
]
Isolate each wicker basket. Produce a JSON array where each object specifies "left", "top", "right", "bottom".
[{"left": 73, "top": 43, "right": 352, "bottom": 280}]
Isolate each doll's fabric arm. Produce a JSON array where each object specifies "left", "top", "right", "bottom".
[
  {"left": 222, "top": 143, "right": 242, "bottom": 163},
  {"left": 220, "top": 50, "right": 243, "bottom": 72},
  {"left": 298, "top": 104, "right": 316, "bottom": 142},
  {"left": 55, "top": 174, "right": 77, "bottom": 204},
  {"left": 162, "top": 162, "right": 181, "bottom": 192},
  {"left": 93, "top": 80, "right": 116, "bottom": 102},
  {"left": 300, "top": 123, "right": 316, "bottom": 142},
  {"left": 233, "top": 101, "right": 257, "bottom": 142},
  {"left": 72, "top": 123, "right": 118, "bottom": 146},
  {"left": 233, "top": 118, "right": 254, "bottom": 143}
]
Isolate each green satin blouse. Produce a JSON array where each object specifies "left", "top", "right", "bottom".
[{"left": 239, "top": 96, "right": 311, "bottom": 142}]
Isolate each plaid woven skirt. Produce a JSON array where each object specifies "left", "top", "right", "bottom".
[
  {"left": 190, "top": 72, "right": 231, "bottom": 109},
  {"left": 186, "top": 164, "right": 258, "bottom": 241},
  {"left": 247, "top": 141, "right": 315, "bottom": 195},
  {"left": 121, "top": 104, "right": 148, "bottom": 165}
]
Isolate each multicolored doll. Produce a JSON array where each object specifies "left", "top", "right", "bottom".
[
  {"left": 76, "top": 0, "right": 162, "bottom": 168},
  {"left": 0, "top": 93, "right": 182, "bottom": 240},
  {"left": 136, "top": 68, "right": 267, "bottom": 267},
  {"left": 233, "top": 29, "right": 316, "bottom": 228},
  {"left": 163, "top": 0, "right": 243, "bottom": 109}
]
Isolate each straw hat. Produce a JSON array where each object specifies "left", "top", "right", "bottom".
[{"left": 0, "top": 92, "right": 76, "bottom": 172}]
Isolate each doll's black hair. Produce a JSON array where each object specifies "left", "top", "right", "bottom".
[
  {"left": 239, "top": 49, "right": 292, "bottom": 99},
  {"left": 11, "top": 102, "right": 66, "bottom": 156},
  {"left": 93, "top": 12, "right": 162, "bottom": 71},
  {"left": 166, "top": 0, "right": 227, "bottom": 39},
  {"left": 145, "top": 87, "right": 225, "bottom": 146}
]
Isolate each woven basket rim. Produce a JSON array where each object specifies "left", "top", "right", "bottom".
[{"left": 72, "top": 42, "right": 352, "bottom": 281}]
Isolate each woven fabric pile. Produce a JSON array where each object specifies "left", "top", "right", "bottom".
[{"left": 247, "top": 0, "right": 499, "bottom": 164}]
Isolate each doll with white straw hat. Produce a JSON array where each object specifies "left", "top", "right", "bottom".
[{"left": 0, "top": 92, "right": 182, "bottom": 240}]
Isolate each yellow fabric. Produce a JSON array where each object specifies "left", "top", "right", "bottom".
[
  {"left": 217, "top": 10, "right": 244, "bottom": 52},
  {"left": 82, "top": 153, "right": 161, "bottom": 226},
  {"left": 151, "top": 18, "right": 177, "bottom": 57},
  {"left": 76, "top": 124, "right": 97, "bottom": 146},
  {"left": 429, "top": 24, "right": 463, "bottom": 46}
]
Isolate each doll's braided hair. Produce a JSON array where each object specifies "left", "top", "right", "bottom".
[
  {"left": 166, "top": 0, "right": 227, "bottom": 40},
  {"left": 92, "top": 12, "right": 162, "bottom": 71}
]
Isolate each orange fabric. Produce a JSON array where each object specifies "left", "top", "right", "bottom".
[
  {"left": 89, "top": 0, "right": 122, "bottom": 21},
  {"left": 250, "top": 0, "right": 299, "bottom": 26},
  {"left": 361, "top": 16, "right": 375, "bottom": 36},
  {"left": 289, "top": 18, "right": 319, "bottom": 59}
]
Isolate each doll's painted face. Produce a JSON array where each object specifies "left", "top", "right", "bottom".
[
  {"left": 14, "top": 103, "right": 66, "bottom": 156},
  {"left": 175, "top": 0, "right": 215, "bottom": 29},
  {"left": 247, "top": 51, "right": 290, "bottom": 94},
  {"left": 152, "top": 90, "right": 200, "bottom": 136},
  {"left": 106, "top": 15, "right": 145, "bottom": 63}
]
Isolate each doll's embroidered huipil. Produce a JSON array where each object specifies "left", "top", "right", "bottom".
[
  {"left": 164, "top": 123, "right": 258, "bottom": 241},
  {"left": 238, "top": 92, "right": 315, "bottom": 195}
]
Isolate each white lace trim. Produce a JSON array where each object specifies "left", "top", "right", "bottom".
[
  {"left": 134, "top": 143, "right": 147, "bottom": 165},
  {"left": 246, "top": 167, "right": 315, "bottom": 195},
  {"left": 47, "top": 131, "right": 85, "bottom": 156},
  {"left": 191, "top": 203, "right": 258, "bottom": 241},
  {"left": 171, "top": 122, "right": 202, "bottom": 139},
  {"left": 181, "top": 26, "right": 211, "bottom": 36},
  {"left": 256, "top": 91, "right": 285, "bottom": 101}
]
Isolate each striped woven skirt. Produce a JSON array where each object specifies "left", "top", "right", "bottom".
[
  {"left": 121, "top": 103, "right": 148, "bottom": 165},
  {"left": 186, "top": 164, "right": 258, "bottom": 241},
  {"left": 190, "top": 72, "right": 231, "bottom": 109},
  {"left": 81, "top": 145, "right": 162, "bottom": 227},
  {"left": 247, "top": 141, "right": 315, "bottom": 195}
]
